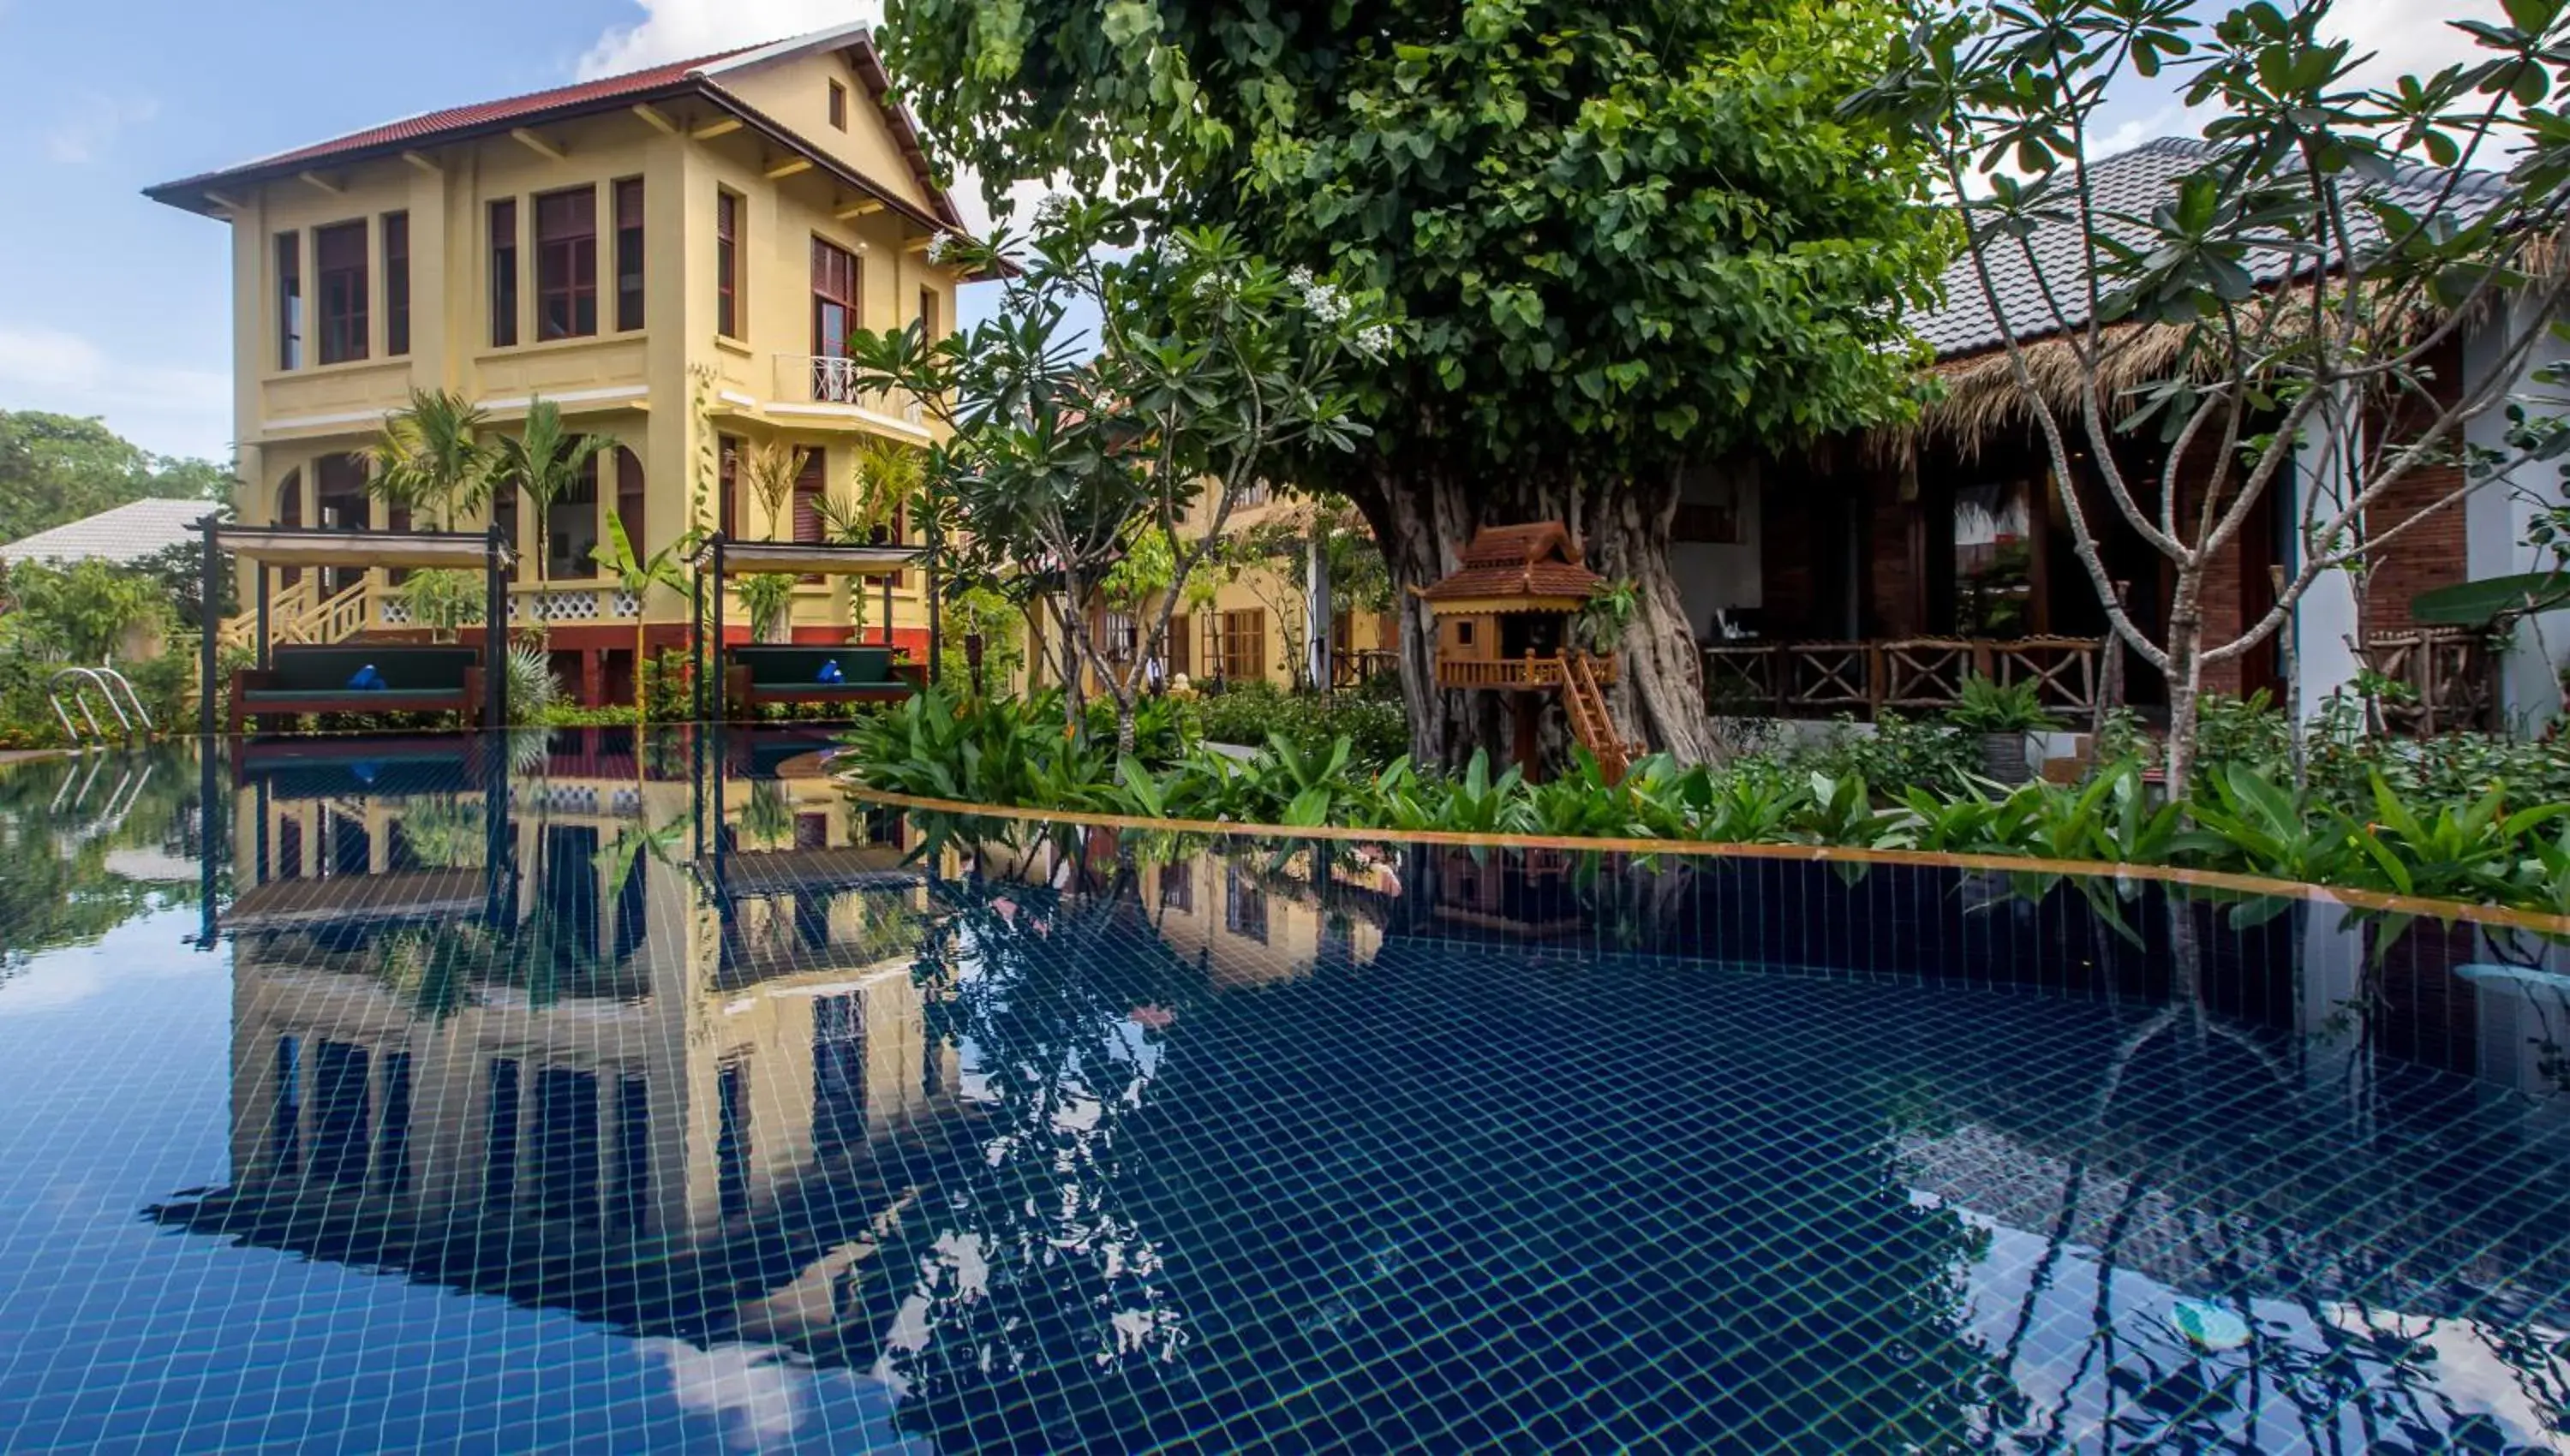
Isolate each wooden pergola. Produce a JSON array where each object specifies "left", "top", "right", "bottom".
[
  {"left": 197, "top": 520, "right": 516, "bottom": 733},
  {"left": 690, "top": 534, "right": 933, "bottom": 722}
]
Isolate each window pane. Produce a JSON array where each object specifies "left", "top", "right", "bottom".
[
  {"left": 315, "top": 220, "right": 368, "bottom": 365},
  {"left": 274, "top": 232, "right": 302, "bottom": 371},
  {"left": 614, "top": 179, "right": 645, "bottom": 331},
  {"left": 489, "top": 200, "right": 518, "bottom": 348},
  {"left": 535, "top": 188, "right": 598, "bottom": 342},
  {"left": 1952, "top": 480, "right": 2034, "bottom": 636},
  {"left": 715, "top": 192, "right": 739, "bottom": 339},
  {"left": 383, "top": 212, "right": 410, "bottom": 356}
]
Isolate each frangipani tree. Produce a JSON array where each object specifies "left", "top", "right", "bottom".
[
  {"left": 1845, "top": 0, "right": 2570, "bottom": 793},
  {"left": 841, "top": 200, "right": 1385, "bottom": 750}
]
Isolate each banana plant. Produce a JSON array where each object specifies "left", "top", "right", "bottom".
[{"left": 591, "top": 508, "right": 690, "bottom": 727}]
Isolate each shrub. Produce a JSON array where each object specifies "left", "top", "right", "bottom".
[
  {"left": 1796, "top": 713, "right": 1979, "bottom": 798},
  {"left": 1192, "top": 681, "right": 1408, "bottom": 768},
  {"left": 504, "top": 642, "right": 561, "bottom": 725},
  {"left": 1945, "top": 675, "right": 2057, "bottom": 733}
]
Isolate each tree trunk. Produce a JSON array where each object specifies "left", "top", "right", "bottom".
[
  {"left": 1353, "top": 455, "right": 1719, "bottom": 769},
  {"left": 2163, "top": 573, "right": 2205, "bottom": 802}
]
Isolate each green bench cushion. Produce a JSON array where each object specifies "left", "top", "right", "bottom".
[
  {"left": 242, "top": 689, "right": 468, "bottom": 703},
  {"left": 729, "top": 646, "right": 896, "bottom": 688},
  {"left": 266, "top": 647, "right": 479, "bottom": 692}
]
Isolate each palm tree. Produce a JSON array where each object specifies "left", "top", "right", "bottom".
[
  {"left": 738, "top": 438, "right": 810, "bottom": 542},
  {"left": 591, "top": 508, "right": 690, "bottom": 725},
  {"left": 492, "top": 397, "right": 614, "bottom": 630},
  {"left": 368, "top": 388, "right": 495, "bottom": 531},
  {"left": 816, "top": 437, "right": 923, "bottom": 638}
]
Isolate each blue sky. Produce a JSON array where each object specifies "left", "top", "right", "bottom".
[{"left": 0, "top": 0, "right": 2489, "bottom": 465}]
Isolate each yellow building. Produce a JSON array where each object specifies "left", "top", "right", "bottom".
[
  {"left": 1029, "top": 488, "right": 1400, "bottom": 697},
  {"left": 146, "top": 25, "right": 975, "bottom": 705}
]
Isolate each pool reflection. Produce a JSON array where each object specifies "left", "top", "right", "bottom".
[{"left": 70, "top": 731, "right": 2570, "bottom": 1448}]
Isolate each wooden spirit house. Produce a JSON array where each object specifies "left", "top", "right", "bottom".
[{"left": 1420, "top": 522, "right": 1637, "bottom": 782}]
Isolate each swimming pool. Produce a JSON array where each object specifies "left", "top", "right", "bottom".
[{"left": 1, "top": 730, "right": 2565, "bottom": 1452}]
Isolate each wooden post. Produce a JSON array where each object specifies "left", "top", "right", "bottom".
[
  {"left": 255, "top": 564, "right": 272, "bottom": 668},
  {"left": 485, "top": 525, "right": 508, "bottom": 731},
  {"left": 926, "top": 509, "right": 943, "bottom": 688},
  {"left": 710, "top": 535, "right": 728, "bottom": 725}
]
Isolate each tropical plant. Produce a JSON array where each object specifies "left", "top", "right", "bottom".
[
  {"left": 490, "top": 398, "right": 614, "bottom": 620},
  {"left": 1946, "top": 676, "right": 2057, "bottom": 734},
  {"left": 1799, "top": 713, "right": 1980, "bottom": 799},
  {"left": 0, "top": 558, "right": 168, "bottom": 663},
  {"left": 838, "top": 207, "right": 1385, "bottom": 752},
  {"left": 368, "top": 388, "right": 495, "bottom": 530},
  {"left": 590, "top": 507, "right": 690, "bottom": 724},
  {"left": 1577, "top": 580, "right": 1642, "bottom": 654},
  {"left": 738, "top": 439, "right": 811, "bottom": 543},
  {"left": 503, "top": 640, "right": 560, "bottom": 725},
  {"left": 397, "top": 569, "right": 483, "bottom": 641},
  {"left": 736, "top": 573, "right": 798, "bottom": 645},
  {"left": 1844, "top": 0, "right": 2570, "bottom": 795}
]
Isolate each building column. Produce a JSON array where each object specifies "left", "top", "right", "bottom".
[
  {"left": 2465, "top": 306, "right": 2570, "bottom": 731},
  {"left": 1306, "top": 534, "right": 1331, "bottom": 690},
  {"left": 2292, "top": 392, "right": 2364, "bottom": 723}
]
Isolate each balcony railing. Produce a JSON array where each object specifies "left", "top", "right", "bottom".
[
  {"left": 1703, "top": 636, "right": 2105, "bottom": 720},
  {"left": 1434, "top": 652, "right": 1618, "bottom": 690},
  {"left": 786, "top": 355, "right": 928, "bottom": 426}
]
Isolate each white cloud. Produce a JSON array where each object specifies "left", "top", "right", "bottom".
[
  {"left": 2322, "top": 0, "right": 2509, "bottom": 90},
  {"left": 44, "top": 92, "right": 158, "bottom": 165},
  {"left": 577, "top": 0, "right": 882, "bottom": 80},
  {"left": 0, "top": 324, "right": 231, "bottom": 460}
]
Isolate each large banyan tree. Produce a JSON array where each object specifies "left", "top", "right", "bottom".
[{"left": 883, "top": 0, "right": 1951, "bottom": 763}]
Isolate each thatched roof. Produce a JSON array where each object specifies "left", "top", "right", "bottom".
[{"left": 1873, "top": 136, "right": 2550, "bottom": 460}]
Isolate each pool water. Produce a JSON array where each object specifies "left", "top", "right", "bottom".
[{"left": 0, "top": 730, "right": 2566, "bottom": 1453}]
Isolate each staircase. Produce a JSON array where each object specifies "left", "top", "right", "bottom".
[
  {"left": 218, "top": 576, "right": 376, "bottom": 653},
  {"left": 1561, "top": 650, "right": 1638, "bottom": 785}
]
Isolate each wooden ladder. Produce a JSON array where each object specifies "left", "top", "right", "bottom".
[{"left": 1560, "top": 651, "right": 1635, "bottom": 785}]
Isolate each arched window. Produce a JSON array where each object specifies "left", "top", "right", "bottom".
[
  {"left": 548, "top": 447, "right": 601, "bottom": 580},
  {"left": 613, "top": 445, "right": 645, "bottom": 554},
  {"left": 272, "top": 468, "right": 304, "bottom": 587}
]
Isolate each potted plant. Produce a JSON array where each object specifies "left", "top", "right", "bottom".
[
  {"left": 1947, "top": 674, "right": 2057, "bottom": 785},
  {"left": 737, "top": 573, "right": 797, "bottom": 644}
]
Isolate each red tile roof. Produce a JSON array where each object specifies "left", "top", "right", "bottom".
[
  {"left": 1421, "top": 560, "right": 1605, "bottom": 603},
  {"left": 1459, "top": 521, "right": 1582, "bottom": 569},
  {"left": 146, "top": 27, "right": 971, "bottom": 242},
  {"left": 1424, "top": 522, "right": 1601, "bottom": 604},
  {"left": 154, "top": 50, "right": 752, "bottom": 193}
]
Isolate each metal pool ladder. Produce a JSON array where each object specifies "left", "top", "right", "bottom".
[{"left": 46, "top": 665, "right": 152, "bottom": 749}]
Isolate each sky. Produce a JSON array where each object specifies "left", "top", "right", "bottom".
[{"left": 0, "top": 0, "right": 2505, "bottom": 466}]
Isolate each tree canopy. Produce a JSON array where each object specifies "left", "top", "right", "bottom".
[
  {"left": 0, "top": 410, "right": 230, "bottom": 545},
  {"left": 882, "top": 0, "right": 1954, "bottom": 763},
  {"left": 884, "top": 0, "right": 1951, "bottom": 475}
]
